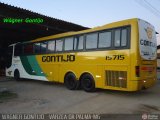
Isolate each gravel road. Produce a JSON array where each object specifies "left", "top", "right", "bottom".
[{"left": 0, "top": 77, "right": 160, "bottom": 114}]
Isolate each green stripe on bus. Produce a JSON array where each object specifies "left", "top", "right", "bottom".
[
  {"left": 27, "top": 56, "right": 44, "bottom": 76},
  {"left": 20, "top": 56, "right": 34, "bottom": 75},
  {"left": 20, "top": 56, "right": 45, "bottom": 76}
]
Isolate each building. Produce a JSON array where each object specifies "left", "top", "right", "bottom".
[{"left": 0, "top": 2, "right": 88, "bottom": 75}]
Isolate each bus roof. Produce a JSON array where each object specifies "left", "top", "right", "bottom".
[{"left": 31, "top": 18, "right": 139, "bottom": 43}]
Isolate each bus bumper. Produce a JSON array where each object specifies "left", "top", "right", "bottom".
[{"left": 130, "top": 77, "right": 157, "bottom": 91}]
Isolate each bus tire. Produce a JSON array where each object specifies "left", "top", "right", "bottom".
[
  {"left": 14, "top": 70, "right": 20, "bottom": 81},
  {"left": 64, "top": 73, "right": 79, "bottom": 90},
  {"left": 81, "top": 73, "right": 96, "bottom": 92}
]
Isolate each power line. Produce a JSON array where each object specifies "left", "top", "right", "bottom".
[
  {"left": 144, "top": 0, "right": 160, "bottom": 15},
  {"left": 135, "top": 0, "right": 160, "bottom": 18},
  {"left": 137, "top": 0, "right": 160, "bottom": 17}
]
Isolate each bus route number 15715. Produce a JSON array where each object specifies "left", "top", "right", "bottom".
[{"left": 106, "top": 55, "right": 125, "bottom": 60}]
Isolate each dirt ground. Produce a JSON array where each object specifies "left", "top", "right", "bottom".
[{"left": 0, "top": 77, "right": 160, "bottom": 114}]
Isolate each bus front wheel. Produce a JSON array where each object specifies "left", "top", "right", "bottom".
[
  {"left": 14, "top": 70, "right": 20, "bottom": 81},
  {"left": 64, "top": 73, "right": 79, "bottom": 90},
  {"left": 81, "top": 74, "right": 96, "bottom": 92}
]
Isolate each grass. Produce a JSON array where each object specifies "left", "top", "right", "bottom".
[{"left": 0, "top": 91, "right": 18, "bottom": 103}]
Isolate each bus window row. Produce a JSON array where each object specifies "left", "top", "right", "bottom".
[{"left": 14, "top": 26, "right": 130, "bottom": 56}]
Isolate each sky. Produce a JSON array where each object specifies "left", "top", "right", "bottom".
[{"left": 0, "top": 0, "right": 160, "bottom": 44}]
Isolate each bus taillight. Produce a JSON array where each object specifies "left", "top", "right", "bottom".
[{"left": 135, "top": 66, "right": 140, "bottom": 77}]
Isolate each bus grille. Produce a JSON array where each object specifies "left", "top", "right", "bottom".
[{"left": 106, "top": 70, "right": 127, "bottom": 88}]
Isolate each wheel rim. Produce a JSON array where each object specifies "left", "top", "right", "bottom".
[{"left": 83, "top": 78, "right": 92, "bottom": 88}]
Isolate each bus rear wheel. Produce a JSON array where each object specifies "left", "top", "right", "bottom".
[
  {"left": 64, "top": 73, "right": 79, "bottom": 90},
  {"left": 81, "top": 74, "right": 96, "bottom": 92}
]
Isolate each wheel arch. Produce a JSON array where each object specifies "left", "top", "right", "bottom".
[
  {"left": 79, "top": 72, "right": 95, "bottom": 82},
  {"left": 14, "top": 68, "right": 21, "bottom": 80},
  {"left": 64, "top": 71, "right": 78, "bottom": 82},
  {"left": 14, "top": 69, "right": 20, "bottom": 76}
]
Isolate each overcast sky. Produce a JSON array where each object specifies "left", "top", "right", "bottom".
[{"left": 0, "top": 0, "right": 160, "bottom": 44}]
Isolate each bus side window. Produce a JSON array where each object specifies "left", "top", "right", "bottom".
[
  {"left": 47, "top": 41, "right": 55, "bottom": 53},
  {"left": 98, "top": 31, "right": 111, "bottom": 48},
  {"left": 78, "top": 35, "right": 84, "bottom": 50},
  {"left": 121, "top": 28, "right": 127, "bottom": 47},
  {"left": 24, "top": 44, "right": 34, "bottom": 55},
  {"left": 86, "top": 33, "right": 98, "bottom": 49},
  {"left": 64, "top": 37, "right": 74, "bottom": 51},
  {"left": 56, "top": 39, "right": 63, "bottom": 52},
  {"left": 34, "top": 43, "right": 41, "bottom": 54},
  {"left": 114, "top": 29, "right": 121, "bottom": 47},
  {"left": 15, "top": 44, "right": 23, "bottom": 56},
  {"left": 41, "top": 42, "right": 47, "bottom": 53},
  {"left": 74, "top": 37, "right": 78, "bottom": 50}
]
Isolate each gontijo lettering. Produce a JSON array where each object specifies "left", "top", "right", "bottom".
[
  {"left": 140, "top": 39, "right": 156, "bottom": 47},
  {"left": 42, "top": 55, "right": 75, "bottom": 62}
]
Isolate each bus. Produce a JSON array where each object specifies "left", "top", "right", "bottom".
[{"left": 5, "top": 18, "right": 157, "bottom": 92}]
